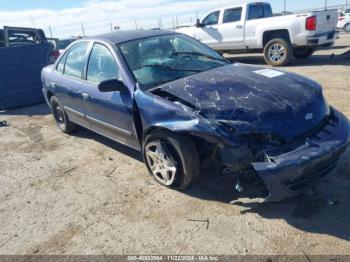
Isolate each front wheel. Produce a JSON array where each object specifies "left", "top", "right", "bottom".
[
  {"left": 263, "top": 38, "right": 293, "bottom": 66},
  {"left": 344, "top": 23, "right": 350, "bottom": 32},
  {"left": 293, "top": 47, "right": 315, "bottom": 59},
  {"left": 143, "top": 130, "right": 200, "bottom": 190}
]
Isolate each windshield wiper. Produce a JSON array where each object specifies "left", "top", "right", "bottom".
[
  {"left": 142, "top": 64, "right": 202, "bottom": 72},
  {"left": 171, "top": 51, "right": 229, "bottom": 63}
]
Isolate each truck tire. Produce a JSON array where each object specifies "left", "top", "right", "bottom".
[
  {"left": 143, "top": 130, "right": 200, "bottom": 190},
  {"left": 293, "top": 47, "right": 315, "bottom": 59},
  {"left": 263, "top": 38, "right": 293, "bottom": 66},
  {"left": 344, "top": 23, "right": 350, "bottom": 32}
]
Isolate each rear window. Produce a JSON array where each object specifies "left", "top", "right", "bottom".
[
  {"left": 223, "top": 8, "right": 242, "bottom": 23},
  {"left": 248, "top": 3, "right": 273, "bottom": 20},
  {"left": 59, "top": 39, "right": 76, "bottom": 50},
  {"left": 7, "top": 29, "right": 42, "bottom": 47}
]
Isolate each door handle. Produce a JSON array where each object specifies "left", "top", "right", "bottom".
[
  {"left": 236, "top": 25, "right": 243, "bottom": 29},
  {"left": 82, "top": 92, "right": 90, "bottom": 99},
  {"left": 50, "top": 82, "right": 56, "bottom": 88}
]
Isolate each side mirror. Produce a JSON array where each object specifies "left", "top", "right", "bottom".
[
  {"left": 98, "top": 79, "right": 128, "bottom": 93},
  {"left": 196, "top": 19, "right": 203, "bottom": 28}
]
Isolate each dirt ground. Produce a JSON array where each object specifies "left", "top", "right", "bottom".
[{"left": 0, "top": 33, "right": 350, "bottom": 256}]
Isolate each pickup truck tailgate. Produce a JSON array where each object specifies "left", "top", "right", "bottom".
[{"left": 315, "top": 10, "right": 337, "bottom": 34}]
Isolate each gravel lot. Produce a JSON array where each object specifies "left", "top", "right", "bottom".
[{"left": 0, "top": 33, "right": 350, "bottom": 256}]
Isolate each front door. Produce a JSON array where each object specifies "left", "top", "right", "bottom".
[
  {"left": 194, "top": 11, "right": 222, "bottom": 48},
  {"left": 82, "top": 43, "right": 138, "bottom": 149}
]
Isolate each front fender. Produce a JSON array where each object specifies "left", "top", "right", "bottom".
[{"left": 134, "top": 88, "right": 235, "bottom": 145}]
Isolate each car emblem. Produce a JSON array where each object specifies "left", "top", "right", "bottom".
[{"left": 305, "top": 113, "right": 313, "bottom": 120}]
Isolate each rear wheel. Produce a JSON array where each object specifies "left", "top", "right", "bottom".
[
  {"left": 263, "top": 38, "right": 293, "bottom": 66},
  {"left": 143, "top": 130, "right": 200, "bottom": 190},
  {"left": 344, "top": 23, "right": 350, "bottom": 32},
  {"left": 293, "top": 47, "right": 315, "bottom": 59},
  {"left": 50, "top": 96, "right": 77, "bottom": 134}
]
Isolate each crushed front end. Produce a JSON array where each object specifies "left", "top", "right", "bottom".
[{"left": 248, "top": 108, "right": 350, "bottom": 201}]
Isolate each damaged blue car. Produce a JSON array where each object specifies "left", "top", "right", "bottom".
[{"left": 41, "top": 30, "right": 350, "bottom": 201}]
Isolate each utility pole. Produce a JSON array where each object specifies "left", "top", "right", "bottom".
[
  {"left": 81, "top": 24, "right": 86, "bottom": 37},
  {"left": 283, "top": 0, "right": 287, "bottom": 14},
  {"left": 325, "top": 0, "right": 328, "bottom": 10},
  {"left": 110, "top": 21, "right": 113, "bottom": 32},
  {"left": 134, "top": 20, "right": 138, "bottom": 29},
  {"left": 29, "top": 15, "right": 36, "bottom": 28},
  {"left": 49, "top": 26, "right": 53, "bottom": 38}
]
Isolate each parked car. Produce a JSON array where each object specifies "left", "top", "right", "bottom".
[
  {"left": 338, "top": 13, "right": 350, "bottom": 32},
  {"left": 41, "top": 30, "right": 350, "bottom": 201},
  {"left": 177, "top": 2, "right": 339, "bottom": 66},
  {"left": 0, "top": 26, "right": 54, "bottom": 110},
  {"left": 47, "top": 37, "right": 60, "bottom": 60}
]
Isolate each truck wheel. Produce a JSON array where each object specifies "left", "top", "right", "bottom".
[
  {"left": 293, "top": 47, "right": 315, "bottom": 59},
  {"left": 50, "top": 96, "right": 77, "bottom": 134},
  {"left": 263, "top": 38, "right": 293, "bottom": 66},
  {"left": 143, "top": 130, "right": 200, "bottom": 190},
  {"left": 344, "top": 23, "right": 350, "bottom": 32}
]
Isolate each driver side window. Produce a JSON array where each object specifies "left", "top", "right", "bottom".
[
  {"left": 202, "top": 11, "right": 220, "bottom": 26},
  {"left": 87, "top": 43, "right": 121, "bottom": 83}
]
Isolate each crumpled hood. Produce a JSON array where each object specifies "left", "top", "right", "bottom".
[{"left": 153, "top": 63, "right": 329, "bottom": 141}]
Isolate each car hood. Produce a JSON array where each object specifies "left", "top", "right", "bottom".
[{"left": 152, "top": 63, "right": 329, "bottom": 141}]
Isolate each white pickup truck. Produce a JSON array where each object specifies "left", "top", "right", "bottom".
[{"left": 177, "top": 2, "right": 338, "bottom": 66}]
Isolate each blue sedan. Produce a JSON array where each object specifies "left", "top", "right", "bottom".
[{"left": 41, "top": 30, "right": 350, "bottom": 201}]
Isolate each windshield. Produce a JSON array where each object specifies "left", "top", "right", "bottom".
[{"left": 117, "top": 34, "right": 229, "bottom": 89}]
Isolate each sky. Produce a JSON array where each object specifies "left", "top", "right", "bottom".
[{"left": 0, "top": 0, "right": 348, "bottom": 38}]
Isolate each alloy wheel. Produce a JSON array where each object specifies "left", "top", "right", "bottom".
[
  {"left": 145, "top": 140, "right": 177, "bottom": 186},
  {"left": 268, "top": 43, "right": 286, "bottom": 62}
]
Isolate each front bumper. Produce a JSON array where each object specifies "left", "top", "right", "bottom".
[{"left": 252, "top": 109, "right": 350, "bottom": 202}]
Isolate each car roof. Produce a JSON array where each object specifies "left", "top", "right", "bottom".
[{"left": 88, "top": 29, "right": 177, "bottom": 44}]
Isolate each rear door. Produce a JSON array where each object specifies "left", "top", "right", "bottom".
[
  {"left": 216, "top": 7, "right": 244, "bottom": 50},
  {"left": 0, "top": 27, "right": 52, "bottom": 110},
  {"left": 52, "top": 41, "right": 91, "bottom": 127},
  {"left": 82, "top": 42, "right": 138, "bottom": 148}
]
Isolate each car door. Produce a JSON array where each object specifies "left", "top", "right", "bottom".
[
  {"left": 53, "top": 41, "right": 91, "bottom": 128},
  {"left": 217, "top": 7, "right": 244, "bottom": 50},
  {"left": 82, "top": 42, "right": 138, "bottom": 149},
  {"left": 0, "top": 27, "right": 52, "bottom": 110},
  {"left": 194, "top": 11, "right": 222, "bottom": 48}
]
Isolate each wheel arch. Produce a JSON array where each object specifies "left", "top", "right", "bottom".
[{"left": 262, "top": 29, "right": 291, "bottom": 47}]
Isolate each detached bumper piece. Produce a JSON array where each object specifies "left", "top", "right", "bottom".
[{"left": 252, "top": 110, "right": 350, "bottom": 202}]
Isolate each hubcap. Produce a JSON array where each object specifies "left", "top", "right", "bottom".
[
  {"left": 145, "top": 140, "right": 177, "bottom": 186},
  {"left": 268, "top": 44, "right": 285, "bottom": 62},
  {"left": 345, "top": 24, "right": 350, "bottom": 32},
  {"left": 55, "top": 105, "right": 64, "bottom": 123}
]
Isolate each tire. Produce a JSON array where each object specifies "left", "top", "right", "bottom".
[
  {"left": 344, "top": 23, "right": 350, "bottom": 32},
  {"left": 143, "top": 130, "right": 200, "bottom": 190},
  {"left": 293, "top": 47, "right": 315, "bottom": 59},
  {"left": 263, "top": 38, "right": 293, "bottom": 66},
  {"left": 50, "top": 96, "right": 77, "bottom": 134}
]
